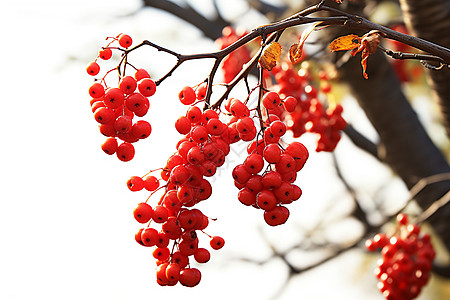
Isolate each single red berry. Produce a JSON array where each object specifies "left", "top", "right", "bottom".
[
  {"left": 283, "top": 96, "right": 297, "bottom": 112},
  {"left": 194, "top": 248, "right": 211, "bottom": 263},
  {"left": 103, "top": 88, "right": 124, "bottom": 109},
  {"left": 261, "top": 170, "right": 282, "bottom": 189},
  {"left": 138, "top": 78, "right": 156, "bottom": 97},
  {"left": 86, "top": 61, "right": 100, "bottom": 76},
  {"left": 244, "top": 153, "right": 264, "bottom": 174},
  {"left": 94, "top": 107, "right": 115, "bottom": 124},
  {"left": 99, "top": 48, "right": 112, "bottom": 60},
  {"left": 232, "top": 164, "right": 252, "bottom": 184},
  {"left": 175, "top": 116, "right": 191, "bottom": 135},
  {"left": 237, "top": 187, "right": 257, "bottom": 206},
  {"left": 119, "top": 76, "right": 137, "bottom": 95},
  {"left": 125, "top": 93, "right": 146, "bottom": 112},
  {"left": 263, "top": 144, "right": 282, "bottom": 163},
  {"left": 114, "top": 115, "right": 132, "bottom": 133},
  {"left": 134, "top": 68, "right": 150, "bottom": 81},
  {"left": 196, "top": 83, "right": 207, "bottom": 100},
  {"left": 153, "top": 205, "right": 169, "bottom": 223},
  {"left": 186, "top": 106, "right": 202, "bottom": 123},
  {"left": 262, "top": 91, "right": 281, "bottom": 110},
  {"left": 127, "top": 176, "right": 144, "bottom": 191},
  {"left": 153, "top": 246, "right": 170, "bottom": 261},
  {"left": 179, "top": 86, "right": 196, "bottom": 105},
  {"left": 256, "top": 189, "right": 277, "bottom": 211},
  {"left": 269, "top": 120, "right": 287, "bottom": 137},
  {"left": 165, "top": 263, "right": 181, "bottom": 283},
  {"left": 89, "top": 82, "right": 105, "bottom": 98},
  {"left": 116, "top": 142, "right": 135, "bottom": 161},
  {"left": 131, "top": 120, "right": 152, "bottom": 139},
  {"left": 101, "top": 137, "right": 118, "bottom": 155},
  {"left": 141, "top": 227, "right": 159, "bottom": 246},
  {"left": 210, "top": 236, "right": 225, "bottom": 250},
  {"left": 133, "top": 202, "right": 153, "bottom": 223},
  {"left": 118, "top": 34, "right": 132, "bottom": 48}
]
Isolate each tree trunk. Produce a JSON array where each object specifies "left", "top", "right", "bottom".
[{"left": 399, "top": 0, "right": 450, "bottom": 136}]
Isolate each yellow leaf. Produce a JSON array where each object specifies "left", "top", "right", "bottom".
[
  {"left": 259, "top": 42, "right": 281, "bottom": 71},
  {"left": 329, "top": 34, "right": 361, "bottom": 52},
  {"left": 289, "top": 22, "right": 323, "bottom": 64}
]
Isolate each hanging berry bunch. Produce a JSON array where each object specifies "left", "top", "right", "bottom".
[
  {"left": 87, "top": 34, "right": 156, "bottom": 161},
  {"left": 365, "top": 214, "right": 436, "bottom": 300},
  {"left": 268, "top": 63, "right": 347, "bottom": 152}
]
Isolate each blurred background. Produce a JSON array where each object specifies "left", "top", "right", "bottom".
[{"left": 1, "top": 0, "right": 449, "bottom": 299}]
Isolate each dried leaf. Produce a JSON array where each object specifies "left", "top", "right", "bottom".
[
  {"left": 329, "top": 34, "right": 361, "bottom": 52},
  {"left": 260, "top": 42, "right": 282, "bottom": 71},
  {"left": 350, "top": 31, "right": 381, "bottom": 79},
  {"left": 289, "top": 22, "right": 323, "bottom": 64}
]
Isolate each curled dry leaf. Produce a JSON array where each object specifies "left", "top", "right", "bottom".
[
  {"left": 260, "top": 42, "right": 282, "bottom": 71},
  {"left": 329, "top": 34, "right": 361, "bottom": 52},
  {"left": 289, "top": 22, "right": 323, "bottom": 64},
  {"left": 329, "top": 31, "right": 382, "bottom": 79}
]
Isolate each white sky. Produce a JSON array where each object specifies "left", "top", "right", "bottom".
[{"left": 0, "top": 1, "right": 445, "bottom": 299}]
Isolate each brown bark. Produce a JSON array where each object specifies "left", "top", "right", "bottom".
[{"left": 399, "top": 0, "right": 450, "bottom": 136}]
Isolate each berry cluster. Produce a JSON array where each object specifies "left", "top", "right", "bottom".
[
  {"left": 215, "top": 26, "right": 251, "bottom": 83},
  {"left": 270, "top": 63, "right": 347, "bottom": 152},
  {"left": 128, "top": 85, "right": 248, "bottom": 287},
  {"left": 365, "top": 214, "right": 435, "bottom": 300},
  {"left": 87, "top": 34, "right": 156, "bottom": 161},
  {"left": 227, "top": 92, "right": 309, "bottom": 226}
]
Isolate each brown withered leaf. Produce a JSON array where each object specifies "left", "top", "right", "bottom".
[
  {"left": 329, "top": 34, "right": 361, "bottom": 52},
  {"left": 350, "top": 31, "right": 381, "bottom": 79},
  {"left": 259, "top": 42, "right": 282, "bottom": 71},
  {"left": 289, "top": 22, "right": 323, "bottom": 64}
]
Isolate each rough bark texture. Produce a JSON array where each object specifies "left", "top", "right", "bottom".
[{"left": 399, "top": 0, "right": 450, "bottom": 136}]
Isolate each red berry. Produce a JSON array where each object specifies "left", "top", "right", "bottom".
[
  {"left": 194, "top": 248, "right": 211, "bottom": 263},
  {"left": 94, "top": 107, "right": 115, "bottom": 124},
  {"left": 103, "top": 88, "right": 124, "bottom": 109},
  {"left": 118, "top": 34, "right": 132, "bottom": 48},
  {"left": 133, "top": 202, "right": 153, "bottom": 223},
  {"left": 178, "top": 86, "right": 196, "bottom": 105},
  {"left": 210, "top": 236, "right": 225, "bottom": 250},
  {"left": 262, "top": 91, "right": 281, "bottom": 110},
  {"left": 119, "top": 76, "right": 137, "bottom": 95},
  {"left": 141, "top": 228, "right": 159, "bottom": 246},
  {"left": 175, "top": 116, "right": 191, "bottom": 135},
  {"left": 134, "top": 68, "right": 150, "bottom": 81},
  {"left": 89, "top": 82, "right": 105, "bottom": 98},
  {"left": 244, "top": 153, "right": 264, "bottom": 174},
  {"left": 86, "top": 61, "right": 100, "bottom": 76},
  {"left": 99, "top": 48, "right": 112, "bottom": 60},
  {"left": 116, "top": 142, "right": 135, "bottom": 161},
  {"left": 263, "top": 206, "right": 289, "bottom": 226},
  {"left": 153, "top": 205, "right": 169, "bottom": 223},
  {"left": 125, "top": 93, "right": 146, "bottom": 112},
  {"left": 263, "top": 144, "right": 282, "bottom": 163},
  {"left": 127, "top": 176, "right": 144, "bottom": 191},
  {"left": 256, "top": 189, "right": 277, "bottom": 211},
  {"left": 138, "top": 78, "right": 156, "bottom": 97},
  {"left": 131, "top": 120, "right": 152, "bottom": 139},
  {"left": 101, "top": 137, "right": 118, "bottom": 155},
  {"left": 283, "top": 96, "right": 297, "bottom": 112},
  {"left": 114, "top": 115, "right": 132, "bottom": 133}
]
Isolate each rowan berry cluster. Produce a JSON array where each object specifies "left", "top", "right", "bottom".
[
  {"left": 230, "top": 92, "right": 308, "bottom": 226},
  {"left": 87, "top": 34, "right": 156, "bottom": 161},
  {"left": 365, "top": 214, "right": 435, "bottom": 300},
  {"left": 127, "top": 84, "right": 243, "bottom": 287},
  {"left": 215, "top": 26, "right": 251, "bottom": 83},
  {"left": 269, "top": 63, "right": 347, "bottom": 152}
]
